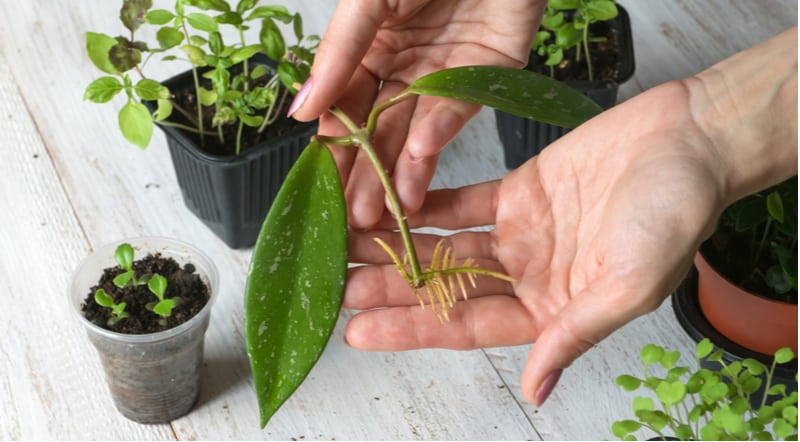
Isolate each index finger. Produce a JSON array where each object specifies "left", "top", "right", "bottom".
[{"left": 290, "top": 0, "right": 391, "bottom": 121}]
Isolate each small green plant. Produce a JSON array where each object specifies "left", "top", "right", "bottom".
[
  {"left": 707, "top": 176, "right": 798, "bottom": 303},
  {"left": 244, "top": 65, "right": 604, "bottom": 427},
  {"left": 532, "top": 0, "right": 618, "bottom": 80},
  {"left": 112, "top": 242, "right": 152, "bottom": 287},
  {"left": 93, "top": 288, "right": 130, "bottom": 326},
  {"left": 84, "top": 0, "right": 317, "bottom": 154},
  {"left": 612, "top": 338, "right": 798, "bottom": 441},
  {"left": 145, "top": 274, "right": 178, "bottom": 325}
]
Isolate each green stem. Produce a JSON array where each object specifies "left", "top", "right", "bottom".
[
  {"left": 257, "top": 75, "right": 282, "bottom": 133},
  {"left": 236, "top": 120, "right": 244, "bottom": 156},
  {"left": 316, "top": 135, "right": 356, "bottom": 146},
  {"left": 156, "top": 120, "right": 216, "bottom": 136},
  {"left": 752, "top": 218, "right": 773, "bottom": 269},
  {"left": 583, "top": 23, "right": 594, "bottom": 81},
  {"left": 181, "top": 21, "right": 205, "bottom": 146},
  {"left": 328, "top": 103, "right": 424, "bottom": 287}
]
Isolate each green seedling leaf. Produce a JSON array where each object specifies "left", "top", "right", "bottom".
[
  {"left": 245, "top": 140, "right": 347, "bottom": 428},
  {"left": 766, "top": 191, "right": 785, "bottom": 223},
  {"left": 611, "top": 420, "right": 641, "bottom": 438},
  {"left": 696, "top": 337, "right": 714, "bottom": 358},
  {"left": 94, "top": 289, "right": 115, "bottom": 308},
  {"left": 185, "top": 0, "right": 230, "bottom": 12},
  {"left": 113, "top": 270, "right": 134, "bottom": 288},
  {"left": 774, "top": 347, "right": 795, "bottom": 364},
  {"left": 216, "top": 11, "right": 243, "bottom": 25},
  {"left": 148, "top": 273, "right": 167, "bottom": 301},
  {"left": 641, "top": 344, "right": 665, "bottom": 365},
  {"left": 119, "top": 101, "right": 153, "bottom": 148},
  {"left": 115, "top": 243, "right": 135, "bottom": 269},
  {"left": 656, "top": 380, "right": 686, "bottom": 406},
  {"left": 145, "top": 9, "right": 174, "bottom": 25},
  {"left": 186, "top": 12, "right": 219, "bottom": 32},
  {"left": 584, "top": 0, "right": 618, "bottom": 21},
  {"left": 616, "top": 374, "right": 642, "bottom": 391},
  {"left": 408, "top": 66, "right": 602, "bottom": 128},
  {"left": 109, "top": 37, "right": 142, "bottom": 74},
  {"left": 134, "top": 79, "right": 167, "bottom": 100},
  {"left": 155, "top": 98, "right": 173, "bottom": 121},
  {"left": 112, "top": 302, "right": 127, "bottom": 316},
  {"left": 660, "top": 350, "right": 681, "bottom": 369},
  {"left": 153, "top": 298, "right": 176, "bottom": 317},
  {"left": 548, "top": 0, "right": 580, "bottom": 10},
  {"left": 157, "top": 26, "right": 184, "bottom": 49},
  {"left": 232, "top": 45, "right": 262, "bottom": 64},
  {"left": 84, "top": 76, "right": 123, "bottom": 103},
  {"left": 247, "top": 5, "right": 291, "bottom": 21},
  {"left": 86, "top": 32, "right": 120, "bottom": 75},
  {"left": 260, "top": 18, "right": 286, "bottom": 60}
]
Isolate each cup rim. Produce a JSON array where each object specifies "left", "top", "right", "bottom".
[{"left": 69, "top": 236, "right": 220, "bottom": 344}]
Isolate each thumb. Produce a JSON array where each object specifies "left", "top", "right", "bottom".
[
  {"left": 289, "top": 0, "right": 390, "bottom": 121},
  {"left": 520, "top": 283, "right": 664, "bottom": 406}
]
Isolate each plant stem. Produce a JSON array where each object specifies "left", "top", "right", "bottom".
[
  {"left": 328, "top": 103, "right": 425, "bottom": 287},
  {"left": 583, "top": 23, "right": 594, "bottom": 81},
  {"left": 180, "top": 21, "right": 205, "bottom": 146},
  {"left": 752, "top": 218, "right": 773, "bottom": 269},
  {"left": 156, "top": 120, "right": 216, "bottom": 136},
  {"left": 235, "top": 120, "right": 244, "bottom": 156},
  {"left": 257, "top": 75, "right": 282, "bottom": 133}
]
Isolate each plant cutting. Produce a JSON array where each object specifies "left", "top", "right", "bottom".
[
  {"left": 612, "top": 339, "right": 798, "bottom": 441},
  {"left": 84, "top": 0, "right": 319, "bottom": 248},
  {"left": 495, "top": 0, "right": 635, "bottom": 169},
  {"left": 70, "top": 237, "right": 219, "bottom": 423},
  {"left": 244, "top": 65, "right": 604, "bottom": 427}
]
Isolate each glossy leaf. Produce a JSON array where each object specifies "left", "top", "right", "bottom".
[
  {"left": 94, "top": 289, "right": 115, "bottom": 308},
  {"left": 148, "top": 274, "right": 167, "bottom": 300},
  {"left": 245, "top": 140, "right": 347, "bottom": 428},
  {"left": 408, "top": 66, "right": 602, "bottom": 128}
]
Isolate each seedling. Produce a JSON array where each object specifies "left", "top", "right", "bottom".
[
  {"left": 245, "top": 65, "right": 604, "bottom": 427},
  {"left": 94, "top": 288, "right": 130, "bottom": 326},
  {"left": 112, "top": 242, "right": 153, "bottom": 287},
  {"left": 146, "top": 274, "right": 178, "bottom": 325},
  {"left": 612, "top": 338, "right": 798, "bottom": 441}
]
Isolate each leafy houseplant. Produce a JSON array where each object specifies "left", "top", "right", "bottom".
[
  {"left": 612, "top": 339, "right": 798, "bottom": 441},
  {"left": 495, "top": 0, "right": 635, "bottom": 169},
  {"left": 84, "top": 0, "right": 319, "bottom": 248},
  {"left": 243, "top": 65, "right": 604, "bottom": 427},
  {"left": 70, "top": 237, "right": 218, "bottom": 423}
]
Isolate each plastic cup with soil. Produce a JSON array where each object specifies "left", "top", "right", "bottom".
[{"left": 69, "top": 237, "right": 219, "bottom": 424}]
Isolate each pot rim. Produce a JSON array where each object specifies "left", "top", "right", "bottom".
[{"left": 69, "top": 236, "right": 220, "bottom": 344}]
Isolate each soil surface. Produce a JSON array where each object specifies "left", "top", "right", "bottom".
[
  {"left": 527, "top": 19, "right": 624, "bottom": 82},
  {"left": 81, "top": 253, "right": 211, "bottom": 334}
]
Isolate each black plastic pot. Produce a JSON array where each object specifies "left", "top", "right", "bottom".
[
  {"left": 495, "top": 5, "right": 635, "bottom": 170},
  {"left": 672, "top": 267, "right": 798, "bottom": 408},
  {"left": 146, "top": 55, "right": 318, "bottom": 248}
]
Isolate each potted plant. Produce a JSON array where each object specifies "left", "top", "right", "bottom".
[
  {"left": 612, "top": 339, "right": 798, "bottom": 441},
  {"left": 494, "top": 0, "right": 635, "bottom": 169},
  {"left": 243, "top": 65, "right": 603, "bottom": 427},
  {"left": 69, "top": 237, "right": 219, "bottom": 423},
  {"left": 672, "top": 176, "right": 798, "bottom": 409},
  {"left": 83, "top": 0, "right": 319, "bottom": 248}
]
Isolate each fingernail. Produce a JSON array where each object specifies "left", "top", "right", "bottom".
[
  {"left": 287, "top": 76, "right": 313, "bottom": 117},
  {"left": 534, "top": 369, "right": 563, "bottom": 407}
]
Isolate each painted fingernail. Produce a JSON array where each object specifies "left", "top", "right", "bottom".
[
  {"left": 287, "top": 76, "right": 313, "bottom": 117},
  {"left": 534, "top": 369, "right": 563, "bottom": 407}
]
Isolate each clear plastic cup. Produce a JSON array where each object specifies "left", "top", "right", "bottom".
[{"left": 69, "top": 237, "right": 219, "bottom": 423}]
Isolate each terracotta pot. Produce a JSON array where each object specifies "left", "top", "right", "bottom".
[{"left": 695, "top": 251, "right": 797, "bottom": 355}]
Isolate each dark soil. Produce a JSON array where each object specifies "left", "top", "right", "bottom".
[
  {"left": 81, "top": 253, "right": 211, "bottom": 334},
  {"left": 527, "top": 19, "right": 623, "bottom": 82}
]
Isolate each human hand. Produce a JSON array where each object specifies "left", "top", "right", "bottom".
[
  {"left": 288, "top": 0, "right": 546, "bottom": 229},
  {"left": 340, "top": 80, "right": 728, "bottom": 405}
]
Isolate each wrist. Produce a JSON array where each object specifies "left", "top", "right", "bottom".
[{"left": 684, "top": 27, "right": 797, "bottom": 207}]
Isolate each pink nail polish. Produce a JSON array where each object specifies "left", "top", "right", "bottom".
[
  {"left": 287, "top": 76, "right": 313, "bottom": 117},
  {"left": 534, "top": 369, "right": 563, "bottom": 406}
]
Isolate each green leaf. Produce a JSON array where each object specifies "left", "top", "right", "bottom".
[
  {"left": 231, "top": 45, "right": 262, "bottom": 64},
  {"left": 153, "top": 298, "right": 176, "bottom": 317},
  {"left": 134, "top": 78, "right": 166, "bottom": 100},
  {"left": 548, "top": 0, "right": 580, "bottom": 10},
  {"left": 733, "top": 196, "right": 768, "bottom": 232},
  {"left": 236, "top": 0, "right": 256, "bottom": 14},
  {"left": 115, "top": 243, "right": 134, "bottom": 269},
  {"left": 185, "top": 0, "right": 230, "bottom": 12},
  {"left": 774, "top": 347, "right": 795, "bottom": 364},
  {"left": 555, "top": 24, "right": 582, "bottom": 49},
  {"left": 148, "top": 273, "right": 167, "bottom": 300},
  {"left": 250, "top": 64, "right": 270, "bottom": 80},
  {"left": 154, "top": 98, "right": 173, "bottom": 122},
  {"left": 247, "top": 5, "right": 291, "bottom": 21},
  {"left": 156, "top": 26, "right": 184, "bottom": 49},
  {"left": 216, "top": 11, "right": 243, "bottom": 25},
  {"left": 108, "top": 37, "right": 142, "bottom": 73},
  {"left": 408, "top": 66, "right": 602, "bottom": 128},
  {"left": 84, "top": 76, "right": 123, "bottom": 103},
  {"left": 774, "top": 417, "right": 795, "bottom": 439},
  {"left": 743, "top": 358, "right": 766, "bottom": 375},
  {"left": 611, "top": 420, "right": 641, "bottom": 438},
  {"left": 260, "top": 18, "right": 286, "bottom": 60},
  {"left": 696, "top": 337, "right": 715, "bottom": 359},
  {"left": 616, "top": 374, "right": 642, "bottom": 391},
  {"left": 277, "top": 61, "right": 301, "bottom": 92},
  {"left": 632, "top": 396, "right": 654, "bottom": 412},
  {"left": 675, "top": 424, "right": 693, "bottom": 441},
  {"left": 94, "top": 289, "right": 115, "bottom": 308},
  {"left": 660, "top": 350, "right": 681, "bottom": 369},
  {"left": 180, "top": 44, "right": 208, "bottom": 66},
  {"left": 245, "top": 140, "right": 348, "bottom": 428},
  {"left": 112, "top": 302, "right": 128, "bottom": 316},
  {"left": 187, "top": 12, "right": 219, "bottom": 32},
  {"left": 113, "top": 270, "right": 134, "bottom": 288},
  {"left": 86, "top": 32, "right": 120, "bottom": 75},
  {"left": 641, "top": 344, "right": 665, "bottom": 365},
  {"left": 293, "top": 13, "right": 304, "bottom": 41},
  {"left": 584, "top": 0, "right": 618, "bottom": 21},
  {"left": 208, "top": 31, "right": 224, "bottom": 55},
  {"left": 701, "top": 380, "right": 729, "bottom": 404},
  {"left": 532, "top": 30, "right": 551, "bottom": 50},
  {"left": 541, "top": 11, "right": 565, "bottom": 29},
  {"left": 766, "top": 191, "right": 785, "bottom": 223},
  {"left": 119, "top": 102, "right": 153, "bottom": 148},
  {"left": 197, "top": 87, "right": 217, "bottom": 106},
  {"left": 238, "top": 114, "right": 264, "bottom": 127},
  {"left": 120, "top": 0, "right": 153, "bottom": 31},
  {"left": 545, "top": 46, "right": 564, "bottom": 66},
  {"left": 656, "top": 380, "right": 686, "bottom": 406},
  {"left": 145, "top": 9, "right": 174, "bottom": 25}
]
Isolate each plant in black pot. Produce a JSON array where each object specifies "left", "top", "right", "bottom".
[
  {"left": 83, "top": 0, "right": 319, "bottom": 248},
  {"left": 672, "top": 176, "right": 798, "bottom": 409},
  {"left": 495, "top": 0, "right": 635, "bottom": 169}
]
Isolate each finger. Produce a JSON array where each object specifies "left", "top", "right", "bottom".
[
  {"left": 393, "top": 97, "right": 482, "bottom": 213},
  {"left": 519, "top": 277, "right": 673, "bottom": 406},
  {"left": 346, "top": 82, "right": 416, "bottom": 229},
  {"left": 349, "top": 229, "right": 496, "bottom": 264},
  {"left": 372, "top": 181, "right": 501, "bottom": 230},
  {"left": 344, "top": 295, "right": 538, "bottom": 350},
  {"left": 344, "top": 259, "right": 512, "bottom": 310},
  {"left": 290, "top": 0, "right": 390, "bottom": 121}
]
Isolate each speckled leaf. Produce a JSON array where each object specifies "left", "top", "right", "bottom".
[
  {"left": 244, "top": 139, "right": 347, "bottom": 428},
  {"left": 408, "top": 65, "right": 602, "bottom": 128}
]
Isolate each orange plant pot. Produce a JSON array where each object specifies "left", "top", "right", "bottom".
[{"left": 695, "top": 252, "right": 798, "bottom": 356}]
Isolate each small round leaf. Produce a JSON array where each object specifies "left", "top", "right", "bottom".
[{"left": 118, "top": 102, "right": 153, "bottom": 148}]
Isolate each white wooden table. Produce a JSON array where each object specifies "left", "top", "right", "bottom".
[{"left": 0, "top": 1, "right": 795, "bottom": 439}]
